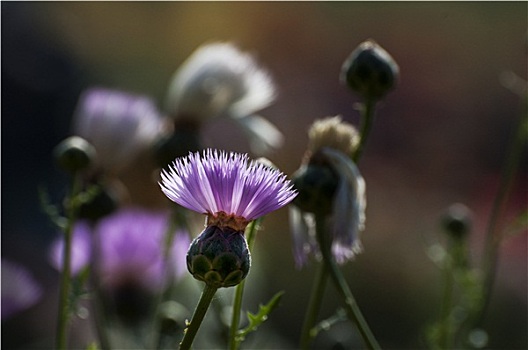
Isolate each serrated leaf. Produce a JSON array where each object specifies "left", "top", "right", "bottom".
[
  {"left": 235, "top": 291, "right": 284, "bottom": 343},
  {"left": 38, "top": 186, "right": 67, "bottom": 230}
]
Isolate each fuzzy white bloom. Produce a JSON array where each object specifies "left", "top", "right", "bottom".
[
  {"left": 73, "top": 88, "right": 163, "bottom": 174},
  {"left": 290, "top": 117, "right": 366, "bottom": 268},
  {"left": 165, "top": 42, "right": 283, "bottom": 154},
  {"left": 290, "top": 148, "right": 366, "bottom": 267}
]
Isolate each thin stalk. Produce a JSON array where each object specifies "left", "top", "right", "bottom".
[
  {"left": 315, "top": 213, "right": 381, "bottom": 350},
  {"left": 56, "top": 173, "right": 82, "bottom": 350},
  {"left": 299, "top": 99, "right": 377, "bottom": 349},
  {"left": 179, "top": 284, "right": 218, "bottom": 350},
  {"left": 353, "top": 99, "right": 377, "bottom": 163},
  {"left": 155, "top": 207, "right": 188, "bottom": 349},
  {"left": 438, "top": 242, "right": 456, "bottom": 349},
  {"left": 476, "top": 95, "right": 527, "bottom": 326},
  {"left": 229, "top": 219, "right": 261, "bottom": 350},
  {"left": 299, "top": 263, "right": 328, "bottom": 350},
  {"left": 90, "top": 220, "right": 112, "bottom": 350}
]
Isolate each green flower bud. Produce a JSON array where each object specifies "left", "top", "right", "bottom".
[
  {"left": 53, "top": 136, "right": 96, "bottom": 173},
  {"left": 341, "top": 39, "right": 399, "bottom": 101},
  {"left": 441, "top": 203, "right": 472, "bottom": 239},
  {"left": 187, "top": 225, "right": 250, "bottom": 288}
]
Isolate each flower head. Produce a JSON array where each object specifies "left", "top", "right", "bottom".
[
  {"left": 48, "top": 208, "right": 190, "bottom": 323},
  {"left": 290, "top": 117, "right": 366, "bottom": 268},
  {"left": 165, "top": 42, "right": 283, "bottom": 154},
  {"left": 160, "top": 149, "right": 296, "bottom": 229},
  {"left": 159, "top": 149, "right": 296, "bottom": 287},
  {"left": 73, "top": 88, "right": 163, "bottom": 174}
]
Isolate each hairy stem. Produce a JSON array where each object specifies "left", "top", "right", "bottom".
[
  {"left": 179, "top": 284, "right": 218, "bottom": 350},
  {"left": 229, "top": 219, "right": 261, "bottom": 350}
]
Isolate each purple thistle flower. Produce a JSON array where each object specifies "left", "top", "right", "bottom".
[
  {"left": 48, "top": 208, "right": 190, "bottom": 289},
  {"left": 160, "top": 149, "right": 297, "bottom": 229},
  {"left": 159, "top": 149, "right": 297, "bottom": 288},
  {"left": 1, "top": 259, "right": 42, "bottom": 320},
  {"left": 95, "top": 208, "right": 189, "bottom": 291}
]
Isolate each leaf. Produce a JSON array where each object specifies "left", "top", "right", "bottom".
[
  {"left": 235, "top": 291, "right": 284, "bottom": 343},
  {"left": 309, "top": 308, "right": 347, "bottom": 338},
  {"left": 38, "top": 186, "right": 67, "bottom": 230},
  {"left": 503, "top": 210, "right": 528, "bottom": 239}
]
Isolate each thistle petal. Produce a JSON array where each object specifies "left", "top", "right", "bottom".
[{"left": 160, "top": 149, "right": 297, "bottom": 222}]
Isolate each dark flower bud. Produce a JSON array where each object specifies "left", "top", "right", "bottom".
[
  {"left": 153, "top": 119, "right": 201, "bottom": 168},
  {"left": 53, "top": 136, "right": 96, "bottom": 173},
  {"left": 341, "top": 39, "right": 399, "bottom": 101},
  {"left": 102, "top": 277, "right": 157, "bottom": 326},
  {"left": 441, "top": 203, "right": 472, "bottom": 239},
  {"left": 77, "top": 183, "right": 120, "bottom": 222},
  {"left": 187, "top": 225, "right": 250, "bottom": 288},
  {"left": 291, "top": 152, "right": 339, "bottom": 216}
]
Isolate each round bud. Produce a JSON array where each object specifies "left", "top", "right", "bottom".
[
  {"left": 341, "top": 40, "right": 399, "bottom": 101},
  {"left": 441, "top": 203, "right": 472, "bottom": 239},
  {"left": 53, "top": 136, "right": 96, "bottom": 173},
  {"left": 291, "top": 160, "right": 338, "bottom": 216},
  {"left": 186, "top": 225, "right": 250, "bottom": 288}
]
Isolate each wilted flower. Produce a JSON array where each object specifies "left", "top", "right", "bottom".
[
  {"left": 164, "top": 42, "right": 283, "bottom": 155},
  {"left": 49, "top": 208, "right": 190, "bottom": 324},
  {"left": 341, "top": 39, "right": 399, "bottom": 101},
  {"left": 159, "top": 149, "right": 297, "bottom": 287},
  {"left": 290, "top": 116, "right": 366, "bottom": 267},
  {"left": 73, "top": 88, "right": 163, "bottom": 174},
  {"left": 2, "top": 259, "right": 42, "bottom": 320}
]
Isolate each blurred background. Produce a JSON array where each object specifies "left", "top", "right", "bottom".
[{"left": 2, "top": 2, "right": 526, "bottom": 349}]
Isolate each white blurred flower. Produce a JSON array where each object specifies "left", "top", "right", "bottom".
[
  {"left": 165, "top": 42, "right": 283, "bottom": 154},
  {"left": 73, "top": 88, "right": 163, "bottom": 174}
]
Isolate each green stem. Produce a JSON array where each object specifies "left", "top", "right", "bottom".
[
  {"left": 438, "top": 241, "right": 456, "bottom": 349},
  {"left": 299, "top": 99, "right": 377, "bottom": 349},
  {"left": 299, "top": 263, "right": 328, "bottom": 350},
  {"left": 229, "top": 219, "right": 261, "bottom": 350},
  {"left": 353, "top": 99, "right": 377, "bottom": 162},
  {"left": 476, "top": 94, "right": 527, "bottom": 327},
  {"left": 315, "top": 213, "right": 381, "bottom": 350},
  {"left": 155, "top": 207, "right": 189, "bottom": 349},
  {"left": 56, "top": 173, "right": 82, "bottom": 350},
  {"left": 179, "top": 284, "right": 218, "bottom": 350}
]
